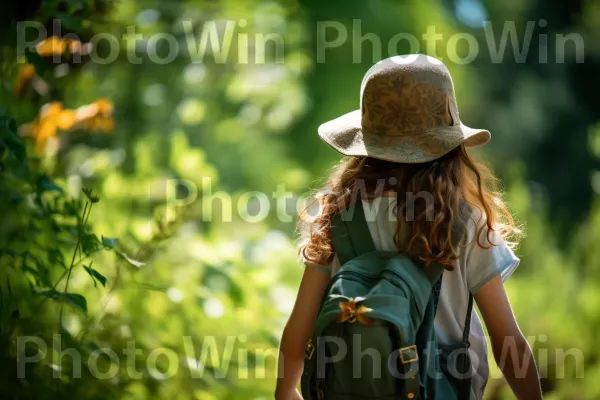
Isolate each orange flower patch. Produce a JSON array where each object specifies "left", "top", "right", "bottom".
[
  {"left": 35, "top": 36, "right": 68, "bottom": 56},
  {"left": 14, "top": 64, "right": 36, "bottom": 96},
  {"left": 336, "top": 297, "right": 374, "bottom": 325},
  {"left": 22, "top": 99, "right": 116, "bottom": 154},
  {"left": 34, "top": 36, "right": 89, "bottom": 57}
]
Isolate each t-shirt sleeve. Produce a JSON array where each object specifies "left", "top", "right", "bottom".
[
  {"left": 463, "top": 220, "right": 520, "bottom": 294},
  {"left": 301, "top": 251, "right": 339, "bottom": 277}
]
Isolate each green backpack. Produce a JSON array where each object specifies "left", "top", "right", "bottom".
[{"left": 301, "top": 201, "right": 474, "bottom": 400}]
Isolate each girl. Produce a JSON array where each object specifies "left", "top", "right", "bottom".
[{"left": 275, "top": 54, "right": 542, "bottom": 400}]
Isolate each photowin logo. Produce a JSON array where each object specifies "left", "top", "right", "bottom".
[
  {"left": 16, "top": 333, "right": 584, "bottom": 380},
  {"left": 16, "top": 19, "right": 585, "bottom": 66}
]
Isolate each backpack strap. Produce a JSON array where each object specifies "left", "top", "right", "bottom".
[
  {"left": 432, "top": 274, "right": 443, "bottom": 313},
  {"left": 433, "top": 274, "right": 474, "bottom": 344},
  {"left": 463, "top": 293, "right": 474, "bottom": 343},
  {"left": 331, "top": 199, "right": 376, "bottom": 265}
]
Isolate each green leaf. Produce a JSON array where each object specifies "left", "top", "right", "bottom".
[
  {"left": 0, "top": 116, "right": 28, "bottom": 175},
  {"left": 25, "top": 52, "right": 45, "bottom": 76},
  {"left": 36, "top": 176, "right": 64, "bottom": 193},
  {"left": 0, "top": 249, "right": 16, "bottom": 258},
  {"left": 101, "top": 236, "right": 119, "bottom": 249},
  {"left": 63, "top": 293, "right": 87, "bottom": 313},
  {"left": 81, "top": 233, "right": 101, "bottom": 254},
  {"left": 83, "top": 264, "right": 107, "bottom": 287},
  {"left": 58, "top": 325, "right": 86, "bottom": 351},
  {"left": 0, "top": 116, "right": 17, "bottom": 134},
  {"left": 47, "top": 248, "right": 65, "bottom": 268},
  {"left": 38, "top": 290, "right": 87, "bottom": 312},
  {"left": 117, "top": 252, "right": 145, "bottom": 268},
  {"left": 67, "top": 0, "right": 86, "bottom": 13},
  {"left": 37, "top": 290, "right": 61, "bottom": 300}
]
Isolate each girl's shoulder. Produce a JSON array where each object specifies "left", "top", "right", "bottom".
[{"left": 454, "top": 202, "right": 520, "bottom": 293}]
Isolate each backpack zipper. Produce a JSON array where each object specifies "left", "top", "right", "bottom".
[
  {"left": 337, "top": 270, "right": 407, "bottom": 288},
  {"left": 334, "top": 270, "right": 376, "bottom": 281},
  {"left": 334, "top": 270, "right": 409, "bottom": 298}
]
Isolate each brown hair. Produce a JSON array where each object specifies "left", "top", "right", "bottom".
[{"left": 298, "top": 145, "right": 521, "bottom": 269}]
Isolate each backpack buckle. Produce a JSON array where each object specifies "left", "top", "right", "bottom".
[
  {"left": 305, "top": 339, "right": 315, "bottom": 360},
  {"left": 399, "top": 345, "right": 418, "bottom": 364}
]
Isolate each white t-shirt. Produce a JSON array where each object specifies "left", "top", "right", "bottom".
[{"left": 300, "top": 195, "right": 519, "bottom": 400}]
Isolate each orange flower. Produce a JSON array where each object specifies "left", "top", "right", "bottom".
[
  {"left": 25, "top": 99, "right": 116, "bottom": 154},
  {"left": 68, "top": 39, "right": 82, "bottom": 54},
  {"left": 75, "top": 103, "right": 99, "bottom": 121},
  {"left": 23, "top": 102, "right": 62, "bottom": 153},
  {"left": 36, "top": 36, "right": 68, "bottom": 56},
  {"left": 14, "top": 64, "right": 36, "bottom": 95},
  {"left": 80, "top": 117, "right": 96, "bottom": 131},
  {"left": 40, "top": 101, "right": 63, "bottom": 118},
  {"left": 95, "top": 98, "right": 114, "bottom": 116},
  {"left": 80, "top": 116, "right": 115, "bottom": 133},
  {"left": 56, "top": 109, "right": 77, "bottom": 130},
  {"left": 96, "top": 117, "right": 115, "bottom": 132},
  {"left": 33, "top": 118, "right": 58, "bottom": 154}
]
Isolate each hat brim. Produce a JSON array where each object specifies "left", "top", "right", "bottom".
[{"left": 318, "top": 109, "right": 490, "bottom": 164}]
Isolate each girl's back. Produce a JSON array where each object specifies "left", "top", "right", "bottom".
[{"left": 300, "top": 193, "right": 519, "bottom": 399}]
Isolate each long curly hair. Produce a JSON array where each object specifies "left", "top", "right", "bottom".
[{"left": 298, "top": 145, "right": 521, "bottom": 269}]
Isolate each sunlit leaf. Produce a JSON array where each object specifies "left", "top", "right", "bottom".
[{"left": 117, "top": 251, "right": 145, "bottom": 268}]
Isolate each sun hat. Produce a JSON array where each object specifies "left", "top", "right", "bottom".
[{"left": 318, "top": 54, "right": 490, "bottom": 163}]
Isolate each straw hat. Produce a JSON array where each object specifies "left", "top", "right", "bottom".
[{"left": 318, "top": 54, "right": 490, "bottom": 163}]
